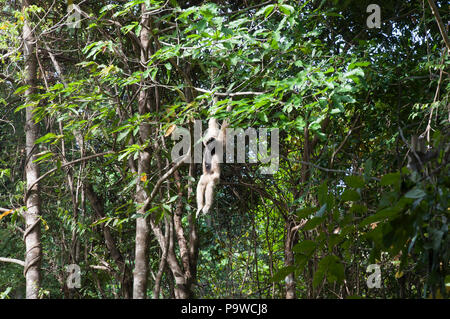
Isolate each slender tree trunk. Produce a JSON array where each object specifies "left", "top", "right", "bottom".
[
  {"left": 22, "top": 0, "right": 42, "bottom": 299},
  {"left": 284, "top": 220, "right": 296, "bottom": 299},
  {"left": 152, "top": 216, "right": 170, "bottom": 299},
  {"left": 133, "top": 214, "right": 150, "bottom": 298},
  {"left": 187, "top": 119, "right": 199, "bottom": 288},
  {"left": 86, "top": 184, "right": 133, "bottom": 298},
  {"left": 132, "top": 3, "right": 152, "bottom": 298},
  {"left": 173, "top": 171, "right": 192, "bottom": 293}
]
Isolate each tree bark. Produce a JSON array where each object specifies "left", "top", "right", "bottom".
[
  {"left": 284, "top": 220, "right": 296, "bottom": 299},
  {"left": 426, "top": 0, "right": 450, "bottom": 53},
  {"left": 22, "top": 0, "right": 42, "bottom": 299},
  {"left": 132, "top": 3, "right": 152, "bottom": 298}
]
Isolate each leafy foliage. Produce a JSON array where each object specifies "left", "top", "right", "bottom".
[{"left": 0, "top": 0, "right": 448, "bottom": 299}]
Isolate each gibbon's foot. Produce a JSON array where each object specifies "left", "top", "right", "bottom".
[
  {"left": 202, "top": 205, "right": 211, "bottom": 215},
  {"left": 196, "top": 205, "right": 211, "bottom": 218}
]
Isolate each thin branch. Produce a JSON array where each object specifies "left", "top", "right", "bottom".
[
  {"left": 194, "top": 87, "right": 266, "bottom": 96},
  {"left": 0, "top": 257, "right": 25, "bottom": 267},
  {"left": 25, "top": 151, "right": 114, "bottom": 200},
  {"left": 90, "top": 265, "right": 110, "bottom": 271},
  {"left": 424, "top": 47, "right": 446, "bottom": 142},
  {"left": 426, "top": 0, "right": 450, "bottom": 53},
  {"left": 0, "top": 73, "right": 14, "bottom": 83},
  {"left": 331, "top": 120, "right": 363, "bottom": 168},
  {"left": 142, "top": 150, "right": 191, "bottom": 212}
]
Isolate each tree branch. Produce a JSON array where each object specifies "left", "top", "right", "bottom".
[
  {"left": 0, "top": 257, "right": 25, "bottom": 267},
  {"left": 426, "top": 0, "right": 450, "bottom": 53},
  {"left": 0, "top": 73, "right": 14, "bottom": 83},
  {"left": 194, "top": 87, "right": 266, "bottom": 96},
  {"left": 141, "top": 150, "right": 191, "bottom": 212},
  {"left": 25, "top": 151, "right": 114, "bottom": 200}
]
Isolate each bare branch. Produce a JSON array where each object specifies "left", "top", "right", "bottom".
[{"left": 0, "top": 257, "right": 25, "bottom": 267}]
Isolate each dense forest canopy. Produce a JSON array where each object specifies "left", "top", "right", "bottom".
[{"left": 0, "top": 0, "right": 448, "bottom": 299}]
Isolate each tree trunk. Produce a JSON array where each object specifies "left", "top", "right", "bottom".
[
  {"left": 133, "top": 215, "right": 150, "bottom": 298},
  {"left": 86, "top": 184, "right": 133, "bottom": 298},
  {"left": 284, "top": 220, "right": 296, "bottom": 299},
  {"left": 132, "top": 3, "right": 152, "bottom": 298},
  {"left": 22, "top": 0, "right": 42, "bottom": 299}
]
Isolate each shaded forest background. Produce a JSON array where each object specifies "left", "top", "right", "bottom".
[{"left": 0, "top": 0, "right": 448, "bottom": 299}]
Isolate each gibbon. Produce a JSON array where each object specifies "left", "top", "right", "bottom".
[{"left": 196, "top": 118, "right": 224, "bottom": 217}]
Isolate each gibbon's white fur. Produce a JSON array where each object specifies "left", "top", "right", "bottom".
[{"left": 196, "top": 118, "right": 224, "bottom": 217}]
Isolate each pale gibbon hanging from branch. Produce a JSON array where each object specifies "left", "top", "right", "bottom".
[{"left": 196, "top": 118, "right": 227, "bottom": 217}]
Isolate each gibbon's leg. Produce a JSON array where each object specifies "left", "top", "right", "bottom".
[
  {"left": 196, "top": 174, "right": 207, "bottom": 217},
  {"left": 196, "top": 145, "right": 213, "bottom": 217},
  {"left": 202, "top": 171, "right": 220, "bottom": 215},
  {"left": 200, "top": 149, "right": 221, "bottom": 215}
]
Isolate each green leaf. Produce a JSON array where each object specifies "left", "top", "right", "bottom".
[
  {"left": 341, "top": 189, "right": 360, "bottom": 202},
  {"left": 100, "top": 4, "right": 118, "bottom": 13},
  {"left": 14, "top": 85, "right": 30, "bottom": 95},
  {"left": 270, "top": 265, "right": 296, "bottom": 283},
  {"left": 121, "top": 22, "right": 138, "bottom": 34},
  {"left": 35, "top": 133, "right": 57, "bottom": 144},
  {"left": 364, "top": 158, "right": 373, "bottom": 181},
  {"left": 117, "top": 129, "right": 130, "bottom": 142},
  {"left": 348, "top": 61, "right": 371, "bottom": 70},
  {"left": 344, "top": 175, "right": 365, "bottom": 188},
  {"left": 404, "top": 187, "right": 426, "bottom": 199},
  {"left": 313, "top": 255, "right": 344, "bottom": 288},
  {"left": 279, "top": 4, "right": 294, "bottom": 16},
  {"left": 318, "top": 181, "right": 328, "bottom": 206},
  {"left": 33, "top": 152, "right": 54, "bottom": 163},
  {"left": 256, "top": 4, "right": 275, "bottom": 18},
  {"left": 381, "top": 172, "right": 400, "bottom": 186},
  {"left": 296, "top": 207, "right": 317, "bottom": 219},
  {"left": 360, "top": 207, "right": 399, "bottom": 226},
  {"left": 315, "top": 204, "right": 327, "bottom": 217},
  {"left": 349, "top": 204, "right": 368, "bottom": 215},
  {"left": 303, "top": 217, "right": 324, "bottom": 231},
  {"left": 293, "top": 240, "right": 317, "bottom": 255}
]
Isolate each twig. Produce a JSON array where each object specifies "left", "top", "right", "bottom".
[
  {"left": 330, "top": 118, "right": 362, "bottom": 168},
  {"left": 423, "top": 47, "right": 446, "bottom": 143}
]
